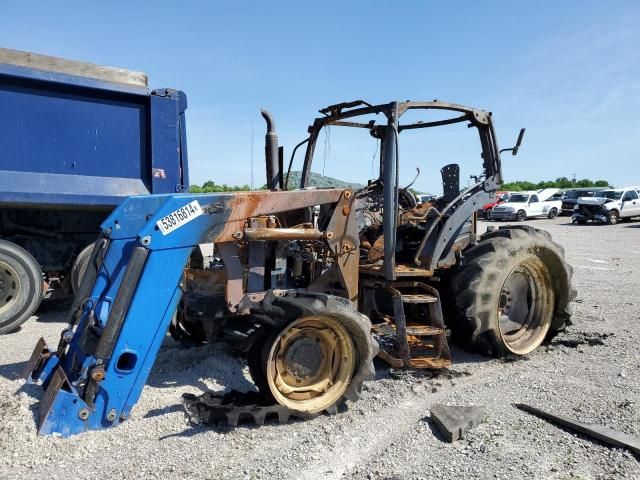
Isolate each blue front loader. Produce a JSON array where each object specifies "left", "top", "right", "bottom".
[{"left": 24, "top": 189, "right": 331, "bottom": 436}]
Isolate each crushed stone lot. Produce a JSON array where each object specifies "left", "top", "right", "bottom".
[{"left": 1, "top": 218, "right": 639, "bottom": 480}]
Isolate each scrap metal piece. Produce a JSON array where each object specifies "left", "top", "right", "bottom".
[
  {"left": 430, "top": 404, "right": 486, "bottom": 442},
  {"left": 515, "top": 404, "right": 640, "bottom": 456},
  {"left": 182, "top": 391, "right": 315, "bottom": 427}
]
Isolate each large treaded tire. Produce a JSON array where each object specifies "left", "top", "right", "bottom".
[
  {"left": 448, "top": 226, "right": 574, "bottom": 356},
  {"left": 0, "top": 240, "right": 44, "bottom": 334},
  {"left": 247, "top": 290, "right": 378, "bottom": 414}
]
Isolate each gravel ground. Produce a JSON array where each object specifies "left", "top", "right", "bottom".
[{"left": 0, "top": 217, "right": 639, "bottom": 480}]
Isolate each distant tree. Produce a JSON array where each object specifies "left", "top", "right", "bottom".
[
  {"left": 575, "top": 179, "right": 594, "bottom": 188},
  {"left": 554, "top": 177, "right": 574, "bottom": 188},
  {"left": 500, "top": 177, "right": 611, "bottom": 191},
  {"left": 189, "top": 181, "right": 252, "bottom": 193}
]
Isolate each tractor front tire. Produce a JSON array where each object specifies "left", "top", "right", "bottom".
[
  {"left": 448, "top": 226, "right": 574, "bottom": 356},
  {"left": 247, "top": 291, "right": 377, "bottom": 415}
]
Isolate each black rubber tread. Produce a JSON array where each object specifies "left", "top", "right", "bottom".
[
  {"left": 0, "top": 239, "right": 44, "bottom": 334},
  {"left": 70, "top": 243, "right": 93, "bottom": 295},
  {"left": 182, "top": 390, "right": 316, "bottom": 427},
  {"left": 247, "top": 290, "right": 378, "bottom": 414},
  {"left": 447, "top": 226, "right": 574, "bottom": 356}
]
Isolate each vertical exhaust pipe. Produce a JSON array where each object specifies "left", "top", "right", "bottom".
[{"left": 261, "top": 109, "right": 281, "bottom": 190}]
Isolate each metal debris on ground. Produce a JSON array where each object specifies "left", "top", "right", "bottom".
[
  {"left": 429, "top": 404, "right": 487, "bottom": 442},
  {"left": 515, "top": 404, "right": 640, "bottom": 456}
]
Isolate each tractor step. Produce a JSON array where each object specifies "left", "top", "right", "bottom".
[
  {"left": 406, "top": 324, "right": 443, "bottom": 336},
  {"left": 372, "top": 282, "right": 451, "bottom": 370},
  {"left": 400, "top": 294, "right": 438, "bottom": 304}
]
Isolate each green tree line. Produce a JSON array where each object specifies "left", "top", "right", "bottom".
[
  {"left": 501, "top": 177, "right": 610, "bottom": 191},
  {"left": 189, "top": 181, "right": 252, "bottom": 193}
]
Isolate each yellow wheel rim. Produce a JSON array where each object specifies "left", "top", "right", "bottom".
[{"left": 266, "top": 315, "right": 356, "bottom": 413}]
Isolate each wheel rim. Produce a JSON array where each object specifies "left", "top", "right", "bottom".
[
  {"left": 0, "top": 260, "right": 21, "bottom": 316},
  {"left": 498, "top": 258, "right": 554, "bottom": 355},
  {"left": 266, "top": 315, "right": 356, "bottom": 413},
  {"left": 610, "top": 212, "right": 618, "bottom": 224}
]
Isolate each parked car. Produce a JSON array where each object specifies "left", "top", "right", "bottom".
[
  {"left": 478, "top": 191, "right": 510, "bottom": 218},
  {"left": 560, "top": 188, "right": 606, "bottom": 215},
  {"left": 572, "top": 188, "right": 640, "bottom": 225},
  {"left": 489, "top": 189, "right": 562, "bottom": 221}
]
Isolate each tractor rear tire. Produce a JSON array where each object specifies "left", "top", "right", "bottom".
[
  {"left": 0, "top": 240, "right": 44, "bottom": 334},
  {"left": 247, "top": 291, "right": 377, "bottom": 415},
  {"left": 448, "top": 226, "right": 574, "bottom": 356}
]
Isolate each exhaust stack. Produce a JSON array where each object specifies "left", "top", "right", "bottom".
[{"left": 261, "top": 109, "right": 281, "bottom": 190}]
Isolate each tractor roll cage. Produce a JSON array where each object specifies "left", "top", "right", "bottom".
[{"left": 297, "top": 100, "right": 503, "bottom": 190}]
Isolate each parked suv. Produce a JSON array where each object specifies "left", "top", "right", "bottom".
[{"left": 572, "top": 188, "right": 640, "bottom": 224}]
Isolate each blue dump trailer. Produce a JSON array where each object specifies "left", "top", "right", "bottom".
[{"left": 0, "top": 48, "right": 188, "bottom": 333}]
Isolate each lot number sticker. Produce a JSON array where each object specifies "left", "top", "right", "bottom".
[{"left": 156, "top": 200, "right": 203, "bottom": 235}]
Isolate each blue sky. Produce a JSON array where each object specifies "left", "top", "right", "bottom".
[{"left": 1, "top": 1, "right": 638, "bottom": 193}]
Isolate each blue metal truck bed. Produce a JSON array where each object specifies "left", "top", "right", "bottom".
[{"left": 0, "top": 48, "right": 189, "bottom": 333}]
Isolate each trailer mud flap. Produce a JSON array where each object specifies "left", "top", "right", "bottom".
[{"left": 38, "top": 366, "right": 89, "bottom": 437}]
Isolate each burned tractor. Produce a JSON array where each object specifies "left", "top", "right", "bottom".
[{"left": 26, "top": 100, "right": 573, "bottom": 436}]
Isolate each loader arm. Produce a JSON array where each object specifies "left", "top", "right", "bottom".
[{"left": 25, "top": 189, "right": 348, "bottom": 436}]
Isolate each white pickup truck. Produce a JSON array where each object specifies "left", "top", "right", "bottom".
[
  {"left": 488, "top": 188, "right": 562, "bottom": 222},
  {"left": 572, "top": 188, "right": 640, "bottom": 224}
]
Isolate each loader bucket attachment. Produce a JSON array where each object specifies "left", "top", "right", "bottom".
[
  {"left": 23, "top": 337, "right": 58, "bottom": 385},
  {"left": 37, "top": 366, "right": 91, "bottom": 437},
  {"left": 24, "top": 190, "right": 346, "bottom": 436}
]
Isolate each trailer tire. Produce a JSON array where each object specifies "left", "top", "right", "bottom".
[
  {"left": 0, "top": 240, "right": 44, "bottom": 334},
  {"left": 247, "top": 291, "right": 377, "bottom": 415},
  {"left": 447, "top": 226, "right": 574, "bottom": 356},
  {"left": 70, "top": 244, "right": 94, "bottom": 295}
]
